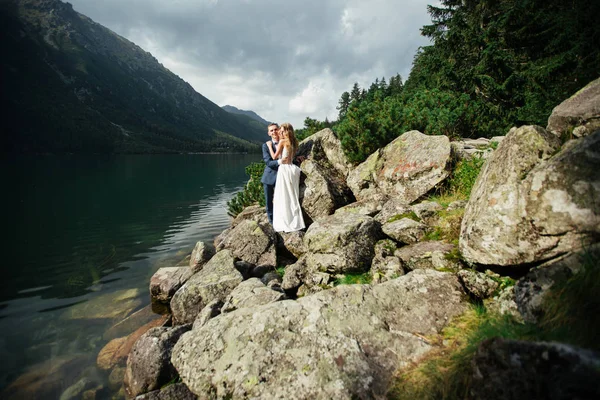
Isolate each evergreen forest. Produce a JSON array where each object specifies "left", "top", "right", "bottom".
[{"left": 298, "top": 0, "right": 600, "bottom": 164}]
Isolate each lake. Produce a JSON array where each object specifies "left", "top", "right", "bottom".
[{"left": 0, "top": 153, "right": 260, "bottom": 399}]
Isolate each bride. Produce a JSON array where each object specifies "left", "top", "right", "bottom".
[{"left": 266, "top": 123, "right": 305, "bottom": 232}]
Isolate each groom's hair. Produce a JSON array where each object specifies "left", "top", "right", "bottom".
[{"left": 268, "top": 123, "right": 279, "bottom": 129}]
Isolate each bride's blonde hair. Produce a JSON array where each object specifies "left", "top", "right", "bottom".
[{"left": 280, "top": 122, "right": 298, "bottom": 156}]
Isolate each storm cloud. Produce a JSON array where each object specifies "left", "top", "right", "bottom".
[{"left": 69, "top": 0, "right": 433, "bottom": 127}]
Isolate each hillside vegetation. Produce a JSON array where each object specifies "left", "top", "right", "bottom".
[{"left": 0, "top": 0, "right": 266, "bottom": 153}]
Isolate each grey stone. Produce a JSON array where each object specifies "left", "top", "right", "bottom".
[
  {"left": 124, "top": 325, "right": 190, "bottom": 398},
  {"left": 303, "top": 213, "right": 383, "bottom": 274},
  {"left": 334, "top": 196, "right": 389, "bottom": 217},
  {"left": 189, "top": 241, "right": 215, "bottom": 273},
  {"left": 260, "top": 271, "right": 282, "bottom": 286},
  {"left": 150, "top": 267, "right": 194, "bottom": 303},
  {"left": 135, "top": 383, "right": 197, "bottom": 400},
  {"left": 348, "top": 130, "right": 451, "bottom": 202},
  {"left": 485, "top": 286, "right": 521, "bottom": 321},
  {"left": 295, "top": 129, "right": 356, "bottom": 221},
  {"left": 457, "top": 270, "right": 499, "bottom": 300},
  {"left": 221, "top": 278, "right": 286, "bottom": 313},
  {"left": 278, "top": 230, "right": 306, "bottom": 258},
  {"left": 446, "top": 200, "right": 468, "bottom": 212},
  {"left": 59, "top": 377, "right": 94, "bottom": 400},
  {"left": 299, "top": 157, "right": 354, "bottom": 221},
  {"left": 215, "top": 219, "right": 277, "bottom": 269},
  {"left": 171, "top": 270, "right": 468, "bottom": 400},
  {"left": 382, "top": 218, "right": 429, "bottom": 244},
  {"left": 170, "top": 250, "right": 243, "bottom": 325},
  {"left": 192, "top": 299, "right": 223, "bottom": 330},
  {"left": 373, "top": 197, "right": 412, "bottom": 224},
  {"left": 459, "top": 125, "right": 563, "bottom": 266},
  {"left": 514, "top": 244, "right": 599, "bottom": 323},
  {"left": 471, "top": 338, "right": 600, "bottom": 400},
  {"left": 370, "top": 239, "right": 404, "bottom": 284},
  {"left": 395, "top": 241, "right": 459, "bottom": 272},
  {"left": 547, "top": 77, "right": 600, "bottom": 139},
  {"left": 231, "top": 205, "right": 268, "bottom": 228},
  {"left": 297, "top": 128, "right": 353, "bottom": 179},
  {"left": 411, "top": 201, "right": 443, "bottom": 224}
]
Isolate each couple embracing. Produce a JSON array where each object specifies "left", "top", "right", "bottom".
[{"left": 260, "top": 123, "right": 305, "bottom": 232}]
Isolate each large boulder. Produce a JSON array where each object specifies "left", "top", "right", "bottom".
[
  {"left": 460, "top": 127, "right": 600, "bottom": 265},
  {"left": 170, "top": 250, "right": 244, "bottom": 325},
  {"left": 303, "top": 213, "right": 383, "bottom": 274},
  {"left": 297, "top": 128, "right": 353, "bottom": 178},
  {"left": 150, "top": 267, "right": 194, "bottom": 303},
  {"left": 296, "top": 129, "right": 355, "bottom": 221},
  {"left": 124, "top": 325, "right": 190, "bottom": 398},
  {"left": 299, "top": 158, "right": 354, "bottom": 221},
  {"left": 547, "top": 77, "right": 600, "bottom": 139},
  {"left": 470, "top": 338, "right": 600, "bottom": 400},
  {"left": 347, "top": 131, "right": 451, "bottom": 203},
  {"left": 215, "top": 219, "right": 277, "bottom": 269},
  {"left": 514, "top": 244, "right": 599, "bottom": 323},
  {"left": 172, "top": 270, "right": 468, "bottom": 399}
]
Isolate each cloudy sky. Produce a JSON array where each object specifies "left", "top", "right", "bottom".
[{"left": 69, "top": 0, "right": 434, "bottom": 128}]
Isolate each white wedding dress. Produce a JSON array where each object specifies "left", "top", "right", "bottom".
[{"left": 273, "top": 147, "right": 305, "bottom": 232}]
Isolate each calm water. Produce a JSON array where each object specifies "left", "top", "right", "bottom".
[{"left": 0, "top": 154, "right": 259, "bottom": 398}]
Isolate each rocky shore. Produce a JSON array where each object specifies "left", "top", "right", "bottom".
[{"left": 12, "top": 78, "right": 598, "bottom": 400}]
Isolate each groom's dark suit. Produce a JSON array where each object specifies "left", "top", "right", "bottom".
[{"left": 261, "top": 140, "right": 279, "bottom": 224}]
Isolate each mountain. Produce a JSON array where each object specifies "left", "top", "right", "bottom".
[
  {"left": 222, "top": 105, "right": 271, "bottom": 126},
  {"left": 0, "top": 0, "right": 265, "bottom": 153}
]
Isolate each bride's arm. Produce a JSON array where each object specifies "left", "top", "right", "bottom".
[
  {"left": 266, "top": 141, "right": 277, "bottom": 159},
  {"left": 272, "top": 140, "right": 286, "bottom": 160}
]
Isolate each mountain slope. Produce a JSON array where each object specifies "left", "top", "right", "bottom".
[
  {"left": 222, "top": 105, "right": 271, "bottom": 126},
  {"left": 0, "top": 0, "right": 265, "bottom": 153}
]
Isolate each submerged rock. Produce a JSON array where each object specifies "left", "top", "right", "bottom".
[{"left": 62, "top": 289, "right": 142, "bottom": 321}]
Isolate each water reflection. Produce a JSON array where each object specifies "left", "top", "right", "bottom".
[{"left": 0, "top": 153, "right": 259, "bottom": 397}]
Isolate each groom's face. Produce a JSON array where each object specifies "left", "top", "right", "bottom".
[{"left": 268, "top": 125, "right": 279, "bottom": 141}]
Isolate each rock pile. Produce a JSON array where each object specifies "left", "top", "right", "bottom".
[{"left": 84, "top": 78, "right": 599, "bottom": 399}]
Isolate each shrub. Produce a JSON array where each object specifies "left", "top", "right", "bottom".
[{"left": 226, "top": 162, "right": 265, "bottom": 217}]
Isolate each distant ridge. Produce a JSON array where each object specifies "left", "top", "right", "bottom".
[
  {"left": 222, "top": 105, "right": 271, "bottom": 126},
  {"left": 0, "top": 0, "right": 264, "bottom": 153}
]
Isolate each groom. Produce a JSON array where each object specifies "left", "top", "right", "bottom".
[{"left": 261, "top": 123, "right": 280, "bottom": 224}]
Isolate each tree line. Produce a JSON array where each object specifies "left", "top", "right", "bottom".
[{"left": 299, "top": 0, "right": 599, "bottom": 164}]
